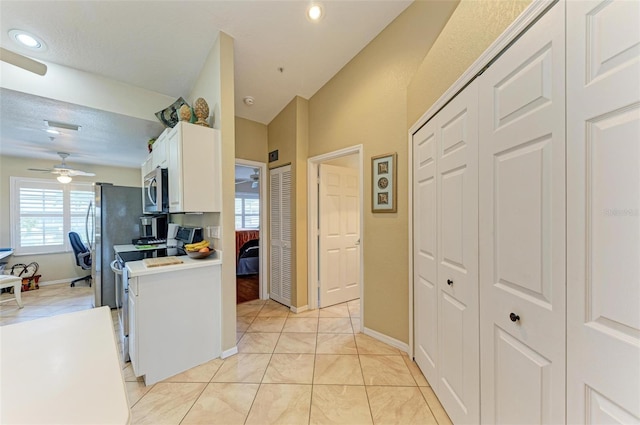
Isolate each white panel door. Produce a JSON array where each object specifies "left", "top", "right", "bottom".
[
  {"left": 319, "top": 164, "right": 360, "bottom": 307},
  {"left": 567, "top": 1, "right": 640, "bottom": 423},
  {"left": 478, "top": 3, "right": 566, "bottom": 424},
  {"left": 413, "top": 118, "right": 438, "bottom": 387},
  {"left": 269, "top": 165, "right": 292, "bottom": 307},
  {"left": 436, "top": 80, "right": 479, "bottom": 424}
]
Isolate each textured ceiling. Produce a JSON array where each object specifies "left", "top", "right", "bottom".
[{"left": 0, "top": 1, "right": 415, "bottom": 169}]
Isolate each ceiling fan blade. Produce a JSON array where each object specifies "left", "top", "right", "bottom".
[
  {"left": 0, "top": 47, "right": 47, "bottom": 76},
  {"left": 68, "top": 170, "right": 95, "bottom": 177},
  {"left": 28, "top": 168, "right": 54, "bottom": 172}
]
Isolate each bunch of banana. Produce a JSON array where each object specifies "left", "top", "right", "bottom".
[{"left": 184, "top": 240, "right": 209, "bottom": 252}]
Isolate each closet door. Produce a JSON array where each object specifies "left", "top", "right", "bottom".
[
  {"left": 478, "top": 3, "right": 566, "bottom": 424},
  {"left": 567, "top": 0, "right": 640, "bottom": 423},
  {"left": 413, "top": 80, "right": 479, "bottom": 424},
  {"left": 413, "top": 119, "right": 438, "bottom": 387},
  {"left": 269, "top": 165, "right": 292, "bottom": 307},
  {"left": 435, "top": 80, "right": 479, "bottom": 424}
]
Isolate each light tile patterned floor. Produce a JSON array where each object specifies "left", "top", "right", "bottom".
[{"left": 0, "top": 283, "right": 452, "bottom": 425}]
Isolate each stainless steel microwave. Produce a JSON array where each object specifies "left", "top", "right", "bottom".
[{"left": 143, "top": 167, "right": 168, "bottom": 214}]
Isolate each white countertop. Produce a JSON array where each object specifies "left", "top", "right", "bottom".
[
  {"left": 126, "top": 251, "right": 222, "bottom": 277},
  {"left": 0, "top": 307, "right": 130, "bottom": 424}
]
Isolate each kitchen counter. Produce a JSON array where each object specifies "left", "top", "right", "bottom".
[
  {"left": 125, "top": 250, "right": 222, "bottom": 277},
  {"left": 0, "top": 307, "right": 129, "bottom": 424},
  {"left": 114, "top": 243, "right": 167, "bottom": 253},
  {"left": 0, "top": 248, "right": 14, "bottom": 261}
]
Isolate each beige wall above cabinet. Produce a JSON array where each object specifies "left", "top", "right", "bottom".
[{"left": 167, "top": 122, "right": 221, "bottom": 213}]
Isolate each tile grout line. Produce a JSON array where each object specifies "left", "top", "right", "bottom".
[{"left": 243, "top": 301, "right": 278, "bottom": 425}]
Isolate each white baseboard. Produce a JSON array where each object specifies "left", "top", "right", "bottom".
[
  {"left": 363, "top": 327, "right": 410, "bottom": 354},
  {"left": 38, "top": 278, "right": 75, "bottom": 287},
  {"left": 221, "top": 346, "right": 238, "bottom": 359},
  {"left": 290, "top": 305, "right": 308, "bottom": 314}
]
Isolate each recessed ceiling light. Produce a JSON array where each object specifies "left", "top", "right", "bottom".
[
  {"left": 8, "top": 29, "right": 47, "bottom": 51},
  {"left": 307, "top": 3, "right": 324, "bottom": 21},
  {"left": 45, "top": 120, "right": 81, "bottom": 132}
]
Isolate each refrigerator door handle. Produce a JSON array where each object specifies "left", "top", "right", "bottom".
[{"left": 85, "top": 201, "right": 93, "bottom": 250}]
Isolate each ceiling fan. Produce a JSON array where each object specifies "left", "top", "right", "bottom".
[
  {"left": 235, "top": 168, "right": 260, "bottom": 189},
  {"left": 0, "top": 47, "right": 47, "bottom": 76},
  {"left": 28, "top": 152, "right": 95, "bottom": 183}
]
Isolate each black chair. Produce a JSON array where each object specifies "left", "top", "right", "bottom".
[{"left": 69, "top": 232, "right": 92, "bottom": 287}]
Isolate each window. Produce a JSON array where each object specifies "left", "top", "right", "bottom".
[
  {"left": 10, "top": 177, "right": 94, "bottom": 255},
  {"left": 235, "top": 193, "right": 260, "bottom": 229}
]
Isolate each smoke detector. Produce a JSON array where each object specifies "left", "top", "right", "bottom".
[{"left": 243, "top": 96, "right": 255, "bottom": 106}]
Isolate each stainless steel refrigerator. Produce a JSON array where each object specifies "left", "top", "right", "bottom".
[{"left": 88, "top": 183, "right": 142, "bottom": 308}]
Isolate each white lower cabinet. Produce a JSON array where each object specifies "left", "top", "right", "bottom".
[
  {"left": 127, "top": 263, "right": 221, "bottom": 385},
  {"left": 128, "top": 291, "right": 138, "bottom": 373},
  {"left": 413, "top": 1, "right": 639, "bottom": 423}
]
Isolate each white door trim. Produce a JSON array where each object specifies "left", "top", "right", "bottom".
[
  {"left": 308, "top": 145, "right": 363, "bottom": 328},
  {"left": 235, "top": 159, "right": 269, "bottom": 300},
  {"left": 407, "top": 0, "right": 555, "bottom": 359}
]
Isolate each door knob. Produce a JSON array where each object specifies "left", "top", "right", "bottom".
[
  {"left": 447, "top": 279, "right": 453, "bottom": 286},
  {"left": 509, "top": 312, "right": 520, "bottom": 322}
]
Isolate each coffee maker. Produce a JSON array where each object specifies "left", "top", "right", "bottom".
[{"left": 139, "top": 215, "right": 168, "bottom": 241}]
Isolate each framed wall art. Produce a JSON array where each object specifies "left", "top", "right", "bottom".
[{"left": 371, "top": 152, "right": 397, "bottom": 213}]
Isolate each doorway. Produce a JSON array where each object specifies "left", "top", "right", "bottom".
[
  {"left": 308, "top": 145, "right": 363, "bottom": 329},
  {"left": 235, "top": 160, "right": 268, "bottom": 304}
]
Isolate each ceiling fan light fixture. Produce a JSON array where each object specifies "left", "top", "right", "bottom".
[
  {"left": 57, "top": 174, "right": 72, "bottom": 184},
  {"left": 8, "top": 29, "right": 47, "bottom": 51}
]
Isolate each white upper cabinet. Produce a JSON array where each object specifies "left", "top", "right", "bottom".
[
  {"left": 151, "top": 132, "right": 168, "bottom": 169},
  {"left": 167, "top": 122, "right": 221, "bottom": 213}
]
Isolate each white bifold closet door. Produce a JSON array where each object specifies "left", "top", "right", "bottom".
[
  {"left": 413, "top": 79, "right": 479, "bottom": 424},
  {"left": 566, "top": 0, "right": 640, "bottom": 423},
  {"left": 478, "top": 3, "right": 566, "bottom": 424},
  {"left": 269, "top": 165, "right": 292, "bottom": 307}
]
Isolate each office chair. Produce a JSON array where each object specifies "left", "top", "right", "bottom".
[{"left": 69, "top": 232, "right": 92, "bottom": 287}]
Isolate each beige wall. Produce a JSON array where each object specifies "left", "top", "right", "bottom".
[
  {"left": 267, "top": 96, "right": 309, "bottom": 307},
  {"left": 235, "top": 117, "right": 268, "bottom": 163},
  {"left": 308, "top": 0, "right": 459, "bottom": 342},
  {"left": 294, "top": 98, "right": 309, "bottom": 308},
  {"left": 187, "top": 31, "right": 237, "bottom": 353},
  {"left": 0, "top": 155, "right": 140, "bottom": 282},
  {"left": 407, "top": 0, "right": 531, "bottom": 126}
]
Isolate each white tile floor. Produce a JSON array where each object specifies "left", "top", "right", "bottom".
[{"left": 0, "top": 283, "right": 452, "bottom": 425}]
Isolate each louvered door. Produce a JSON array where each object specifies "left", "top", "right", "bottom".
[{"left": 269, "top": 165, "right": 292, "bottom": 306}]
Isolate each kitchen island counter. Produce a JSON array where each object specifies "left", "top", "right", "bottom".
[
  {"left": 125, "top": 252, "right": 222, "bottom": 385},
  {"left": 0, "top": 307, "right": 129, "bottom": 424}
]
